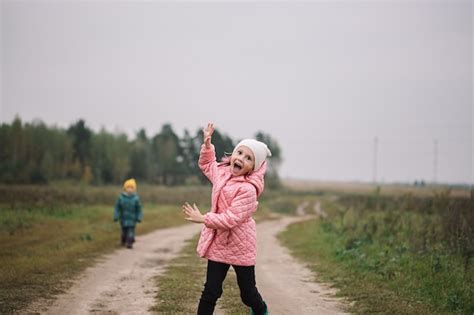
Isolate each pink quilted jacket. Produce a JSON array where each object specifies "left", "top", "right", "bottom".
[{"left": 197, "top": 144, "right": 266, "bottom": 266}]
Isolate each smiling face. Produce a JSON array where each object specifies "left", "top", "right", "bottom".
[{"left": 230, "top": 145, "right": 255, "bottom": 176}]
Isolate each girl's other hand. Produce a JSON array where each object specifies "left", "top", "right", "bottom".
[
  {"left": 182, "top": 202, "right": 205, "bottom": 223},
  {"left": 203, "top": 123, "right": 214, "bottom": 149}
]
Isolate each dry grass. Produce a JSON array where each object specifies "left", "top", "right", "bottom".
[
  {"left": 283, "top": 179, "right": 471, "bottom": 198},
  {"left": 0, "top": 184, "right": 212, "bottom": 207}
]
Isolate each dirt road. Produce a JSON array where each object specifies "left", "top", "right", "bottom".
[
  {"left": 28, "top": 210, "right": 348, "bottom": 314},
  {"left": 28, "top": 223, "right": 202, "bottom": 314}
]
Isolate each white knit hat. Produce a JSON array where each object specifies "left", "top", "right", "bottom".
[{"left": 233, "top": 139, "right": 272, "bottom": 171}]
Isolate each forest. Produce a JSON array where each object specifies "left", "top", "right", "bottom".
[{"left": 0, "top": 117, "right": 282, "bottom": 187}]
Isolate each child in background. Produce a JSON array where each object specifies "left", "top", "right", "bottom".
[
  {"left": 114, "top": 178, "right": 143, "bottom": 249},
  {"left": 182, "top": 123, "right": 270, "bottom": 315}
]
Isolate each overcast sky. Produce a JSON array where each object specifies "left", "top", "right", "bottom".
[{"left": 1, "top": 0, "right": 472, "bottom": 184}]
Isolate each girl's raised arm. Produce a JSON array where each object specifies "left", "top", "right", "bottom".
[{"left": 199, "top": 122, "right": 218, "bottom": 183}]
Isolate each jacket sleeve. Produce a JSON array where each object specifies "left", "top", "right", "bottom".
[
  {"left": 113, "top": 197, "right": 121, "bottom": 221},
  {"left": 199, "top": 144, "right": 219, "bottom": 184},
  {"left": 204, "top": 184, "right": 257, "bottom": 230},
  {"left": 136, "top": 197, "right": 143, "bottom": 222}
]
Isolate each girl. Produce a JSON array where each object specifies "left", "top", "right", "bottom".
[{"left": 182, "top": 123, "right": 271, "bottom": 315}]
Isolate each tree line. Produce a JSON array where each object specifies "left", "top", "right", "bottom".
[{"left": 0, "top": 117, "right": 282, "bottom": 187}]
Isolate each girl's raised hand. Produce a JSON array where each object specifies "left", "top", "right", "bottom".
[{"left": 203, "top": 123, "right": 214, "bottom": 149}]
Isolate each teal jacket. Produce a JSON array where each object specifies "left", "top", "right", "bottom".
[{"left": 113, "top": 192, "right": 143, "bottom": 227}]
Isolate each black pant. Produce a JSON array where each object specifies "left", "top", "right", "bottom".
[
  {"left": 197, "top": 260, "right": 266, "bottom": 315},
  {"left": 121, "top": 226, "right": 135, "bottom": 245}
]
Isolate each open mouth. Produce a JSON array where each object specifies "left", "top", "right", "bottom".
[{"left": 233, "top": 161, "right": 243, "bottom": 172}]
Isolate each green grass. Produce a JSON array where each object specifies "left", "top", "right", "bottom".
[
  {"left": 278, "top": 218, "right": 436, "bottom": 314},
  {"left": 0, "top": 203, "right": 187, "bottom": 313},
  {"left": 278, "top": 201, "right": 474, "bottom": 314}
]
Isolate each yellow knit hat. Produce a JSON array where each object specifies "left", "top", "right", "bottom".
[{"left": 123, "top": 178, "right": 137, "bottom": 191}]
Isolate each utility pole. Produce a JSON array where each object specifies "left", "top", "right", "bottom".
[
  {"left": 373, "top": 136, "right": 378, "bottom": 183},
  {"left": 433, "top": 139, "right": 438, "bottom": 184}
]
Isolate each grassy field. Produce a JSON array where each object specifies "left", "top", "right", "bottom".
[
  {"left": 0, "top": 198, "right": 197, "bottom": 313},
  {"left": 1, "top": 183, "right": 282, "bottom": 313},
  {"left": 1, "top": 183, "right": 471, "bottom": 314},
  {"left": 279, "top": 190, "right": 473, "bottom": 314}
]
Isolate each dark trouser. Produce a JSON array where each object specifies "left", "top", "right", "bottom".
[
  {"left": 121, "top": 226, "right": 135, "bottom": 245},
  {"left": 197, "top": 260, "right": 266, "bottom": 315}
]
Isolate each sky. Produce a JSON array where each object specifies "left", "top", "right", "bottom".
[{"left": 1, "top": 0, "right": 472, "bottom": 184}]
